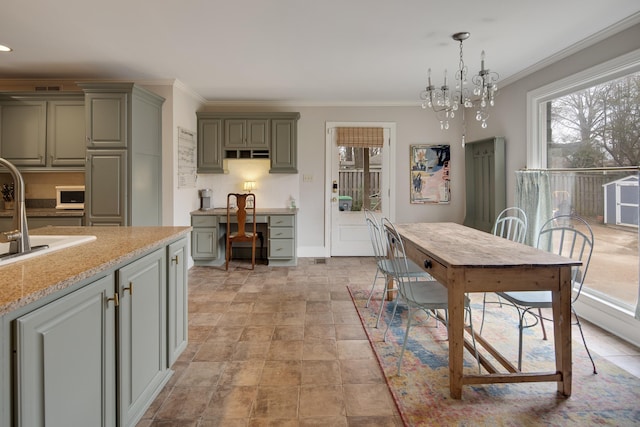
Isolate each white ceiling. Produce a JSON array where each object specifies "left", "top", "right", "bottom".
[{"left": 1, "top": 0, "right": 640, "bottom": 104}]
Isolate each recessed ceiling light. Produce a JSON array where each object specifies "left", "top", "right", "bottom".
[{"left": 0, "top": 44, "right": 13, "bottom": 52}]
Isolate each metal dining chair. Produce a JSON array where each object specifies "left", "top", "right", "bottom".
[
  {"left": 497, "top": 215, "right": 597, "bottom": 373},
  {"left": 381, "top": 218, "right": 480, "bottom": 375},
  {"left": 363, "top": 211, "right": 433, "bottom": 328},
  {"left": 480, "top": 207, "right": 528, "bottom": 333}
]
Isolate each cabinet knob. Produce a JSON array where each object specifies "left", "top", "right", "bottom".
[
  {"left": 424, "top": 259, "right": 432, "bottom": 269},
  {"left": 106, "top": 293, "right": 119, "bottom": 307}
]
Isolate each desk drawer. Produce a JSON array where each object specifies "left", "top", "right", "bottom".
[
  {"left": 269, "top": 239, "right": 294, "bottom": 258},
  {"left": 192, "top": 216, "right": 217, "bottom": 227},
  {"left": 269, "top": 227, "right": 294, "bottom": 239},
  {"left": 221, "top": 215, "right": 268, "bottom": 224},
  {"left": 269, "top": 215, "right": 294, "bottom": 227}
]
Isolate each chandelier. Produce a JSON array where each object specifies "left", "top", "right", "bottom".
[{"left": 420, "top": 32, "right": 499, "bottom": 145}]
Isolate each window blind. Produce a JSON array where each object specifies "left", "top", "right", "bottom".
[{"left": 336, "top": 127, "right": 383, "bottom": 148}]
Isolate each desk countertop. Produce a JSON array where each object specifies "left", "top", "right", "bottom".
[{"left": 191, "top": 208, "right": 298, "bottom": 216}]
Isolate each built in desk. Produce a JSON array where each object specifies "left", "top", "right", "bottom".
[{"left": 190, "top": 208, "right": 297, "bottom": 266}]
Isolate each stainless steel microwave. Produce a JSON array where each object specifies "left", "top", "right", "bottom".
[{"left": 55, "top": 185, "right": 85, "bottom": 210}]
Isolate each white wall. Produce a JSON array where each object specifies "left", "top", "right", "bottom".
[{"left": 198, "top": 104, "right": 465, "bottom": 257}]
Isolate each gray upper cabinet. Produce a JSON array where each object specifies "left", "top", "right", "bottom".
[
  {"left": 463, "top": 137, "right": 506, "bottom": 233},
  {"left": 80, "top": 83, "right": 164, "bottom": 226},
  {"left": 196, "top": 112, "right": 300, "bottom": 174},
  {"left": 47, "top": 99, "right": 87, "bottom": 166},
  {"left": 197, "top": 118, "right": 223, "bottom": 173},
  {"left": 85, "top": 92, "right": 128, "bottom": 148},
  {"left": 270, "top": 118, "right": 298, "bottom": 173},
  {"left": 0, "top": 95, "right": 85, "bottom": 168},
  {"left": 224, "top": 119, "right": 269, "bottom": 149}
]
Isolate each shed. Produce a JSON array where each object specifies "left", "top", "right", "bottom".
[{"left": 603, "top": 175, "right": 639, "bottom": 227}]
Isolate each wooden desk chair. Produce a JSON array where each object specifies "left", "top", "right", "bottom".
[{"left": 226, "top": 193, "right": 257, "bottom": 270}]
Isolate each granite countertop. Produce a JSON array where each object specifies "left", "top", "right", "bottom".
[
  {"left": 0, "top": 208, "right": 84, "bottom": 217},
  {"left": 0, "top": 226, "right": 191, "bottom": 315},
  {"left": 191, "top": 208, "right": 298, "bottom": 216}
]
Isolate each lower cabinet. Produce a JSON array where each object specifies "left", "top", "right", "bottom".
[
  {"left": 15, "top": 274, "right": 117, "bottom": 427},
  {"left": 167, "top": 238, "right": 188, "bottom": 365},
  {"left": 117, "top": 247, "right": 167, "bottom": 427},
  {"left": 13, "top": 237, "right": 188, "bottom": 427},
  {"left": 191, "top": 215, "right": 218, "bottom": 260}
]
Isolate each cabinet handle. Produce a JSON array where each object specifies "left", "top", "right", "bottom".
[
  {"left": 123, "top": 282, "right": 133, "bottom": 296},
  {"left": 86, "top": 136, "right": 92, "bottom": 142},
  {"left": 106, "top": 293, "right": 119, "bottom": 307},
  {"left": 171, "top": 255, "right": 179, "bottom": 264}
]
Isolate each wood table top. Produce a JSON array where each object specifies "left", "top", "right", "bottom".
[{"left": 394, "top": 222, "right": 581, "bottom": 269}]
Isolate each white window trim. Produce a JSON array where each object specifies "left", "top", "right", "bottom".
[
  {"left": 526, "top": 48, "right": 640, "bottom": 169},
  {"left": 526, "top": 48, "right": 640, "bottom": 347}
]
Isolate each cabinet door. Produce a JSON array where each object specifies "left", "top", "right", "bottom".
[
  {"left": 167, "top": 237, "right": 188, "bottom": 365},
  {"left": 197, "top": 118, "right": 224, "bottom": 173},
  {"left": 224, "top": 119, "right": 247, "bottom": 148},
  {"left": 192, "top": 227, "right": 217, "bottom": 260},
  {"left": 270, "top": 119, "right": 297, "bottom": 173},
  {"left": 15, "top": 274, "right": 116, "bottom": 427},
  {"left": 47, "top": 99, "right": 86, "bottom": 166},
  {"left": 463, "top": 137, "right": 506, "bottom": 233},
  {"left": 85, "top": 149, "right": 127, "bottom": 226},
  {"left": 0, "top": 100, "right": 47, "bottom": 166},
  {"left": 85, "top": 92, "right": 127, "bottom": 148},
  {"left": 224, "top": 119, "right": 269, "bottom": 149},
  {"left": 118, "top": 248, "right": 168, "bottom": 427},
  {"left": 246, "top": 119, "right": 269, "bottom": 148}
]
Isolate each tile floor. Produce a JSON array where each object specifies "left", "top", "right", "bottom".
[{"left": 138, "top": 257, "right": 640, "bottom": 426}]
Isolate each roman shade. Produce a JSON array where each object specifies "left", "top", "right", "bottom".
[{"left": 336, "top": 127, "right": 383, "bottom": 148}]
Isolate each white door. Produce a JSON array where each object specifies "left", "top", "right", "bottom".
[{"left": 325, "top": 122, "right": 395, "bottom": 256}]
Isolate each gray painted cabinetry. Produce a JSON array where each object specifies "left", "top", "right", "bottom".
[
  {"left": 196, "top": 112, "right": 300, "bottom": 174},
  {"left": 463, "top": 137, "right": 506, "bottom": 233},
  {"left": 191, "top": 210, "right": 297, "bottom": 266},
  {"left": 0, "top": 95, "right": 86, "bottom": 168},
  {"left": 15, "top": 274, "right": 116, "bottom": 427},
  {"left": 81, "top": 83, "right": 164, "bottom": 226},
  {"left": 167, "top": 238, "right": 188, "bottom": 365},
  {"left": 13, "top": 235, "right": 188, "bottom": 427},
  {"left": 191, "top": 215, "right": 218, "bottom": 260}
]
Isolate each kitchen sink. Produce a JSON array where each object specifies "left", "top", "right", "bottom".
[{"left": 0, "top": 235, "right": 97, "bottom": 266}]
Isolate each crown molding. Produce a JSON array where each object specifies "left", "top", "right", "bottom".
[{"left": 500, "top": 11, "right": 640, "bottom": 88}]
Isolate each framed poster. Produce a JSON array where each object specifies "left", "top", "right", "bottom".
[{"left": 410, "top": 144, "right": 450, "bottom": 204}]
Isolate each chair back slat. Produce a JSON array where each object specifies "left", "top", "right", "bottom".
[
  {"left": 493, "top": 207, "right": 528, "bottom": 244},
  {"left": 536, "top": 215, "right": 594, "bottom": 301}
]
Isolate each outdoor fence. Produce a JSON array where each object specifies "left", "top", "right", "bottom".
[
  {"left": 548, "top": 171, "right": 633, "bottom": 218},
  {"left": 339, "top": 169, "right": 381, "bottom": 210}
]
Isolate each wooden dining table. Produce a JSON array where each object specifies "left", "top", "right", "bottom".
[{"left": 393, "top": 222, "right": 581, "bottom": 399}]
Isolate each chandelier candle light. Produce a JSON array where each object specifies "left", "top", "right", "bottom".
[{"left": 420, "top": 32, "right": 499, "bottom": 146}]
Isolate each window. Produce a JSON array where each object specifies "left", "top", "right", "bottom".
[
  {"left": 527, "top": 49, "right": 640, "bottom": 343},
  {"left": 547, "top": 71, "right": 640, "bottom": 168}
]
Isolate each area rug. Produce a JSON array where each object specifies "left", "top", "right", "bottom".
[{"left": 348, "top": 287, "right": 640, "bottom": 427}]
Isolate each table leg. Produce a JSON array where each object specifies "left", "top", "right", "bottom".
[
  {"left": 447, "top": 270, "right": 465, "bottom": 399},
  {"left": 552, "top": 266, "right": 573, "bottom": 396}
]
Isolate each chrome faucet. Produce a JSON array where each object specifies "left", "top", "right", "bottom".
[{"left": 0, "top": 157, "right": 30, "bottom": 254}]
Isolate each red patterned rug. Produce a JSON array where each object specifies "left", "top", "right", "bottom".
[{"left": 348, "top": 287, "right": 640, "bottom": 427}]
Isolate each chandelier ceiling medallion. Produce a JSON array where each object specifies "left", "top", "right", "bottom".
[{"left": 419, "top": 32, "right": 499, "bottom": 146}]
